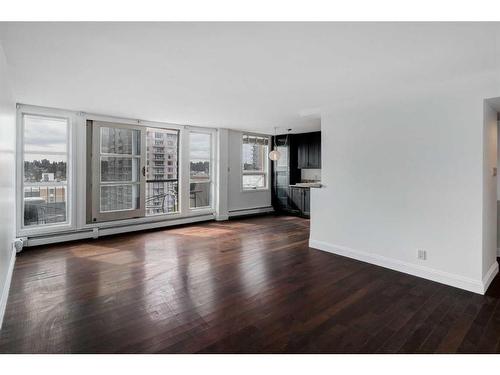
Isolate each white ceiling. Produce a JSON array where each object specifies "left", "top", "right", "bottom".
[{"left": 1, "top": 22, "right": 499, "bottom": 134}]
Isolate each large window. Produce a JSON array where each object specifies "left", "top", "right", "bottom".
[
  {"left": 189, "top": 132, "right": 212, "bottom": 208},
  {"left": 145, "top": 128, "right": 179, "bottom": 215},
  {"left": 18, "top": 106, "right": 218, "bottom": 237},
  {"left": 242, "top": 134, "right": 269, "bottom": 190},
  {"left": 22, "top": 114, "right": 69, "bottom": 227}
]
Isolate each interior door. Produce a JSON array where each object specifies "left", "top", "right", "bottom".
[
  {"left": 91, "top": 121, "right": 146, "bottom": 222},
  {"left": 271, "top": 135, "right": 289, "bottom": 210}
]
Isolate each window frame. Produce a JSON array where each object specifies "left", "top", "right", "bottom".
[
  {"left": 241, "top": 133, "right": 270, "bottom": 192},
  {"left": 16, "top": 105, "right": 77, "bottom": 236},
  {"left": 188, "top": 130, "right": 215, "bottom": 211}
]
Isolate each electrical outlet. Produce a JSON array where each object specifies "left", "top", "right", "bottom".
[{"left": 417, "top": 249, "right": 427, "bottom": 260}]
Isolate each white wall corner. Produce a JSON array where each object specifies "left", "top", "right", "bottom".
[
  {"left": 309, "top": 239, "right": 487, "bottom": 295},
  {"left": 482, "top": 261, "right": 499, "bottom": 294},
  {"left": 0, "top": 247, "right": 16, "bottom": 330}
]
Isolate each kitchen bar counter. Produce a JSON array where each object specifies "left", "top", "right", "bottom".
[{"left": 289, "top": 183, "right": 322, "bottom": 188}]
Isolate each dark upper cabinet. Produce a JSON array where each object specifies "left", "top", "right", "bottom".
[
  {"left": 297, "top": 138, "right": 308, "bottom": 169},
  {"left": 297, "top": 131, "right": 321, "bottom": 169},
  {"left": 309, "top": 132, "right": 321, "bottom": 168}
]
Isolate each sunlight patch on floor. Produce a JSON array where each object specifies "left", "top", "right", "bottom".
[
  {"left": 70, "top": 244, "right": 122, "bottom": 258},
  {"left": 92, "top": 251, "right": 139, "bottom": 265},
  {"left": 168, "top": 226, "right": 234, "bottom": 238}
]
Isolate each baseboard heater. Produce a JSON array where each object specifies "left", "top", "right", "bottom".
[
  {"left": 228, "top": 206, "right": 274, "bottom": 218},
  {"left": 24, "top": 214, "right": 215, "bottom": 247}
]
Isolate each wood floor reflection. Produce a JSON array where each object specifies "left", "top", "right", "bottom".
[{"left": 1, "top": 215, "right": 499, "bottom": 353}]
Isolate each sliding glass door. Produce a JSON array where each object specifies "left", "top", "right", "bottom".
[
  {"left": 145, "top": 128, "right": 179, "bottom": 215},
  {"left": 91, "top": 121, "right": 146, "bottom": 222}
]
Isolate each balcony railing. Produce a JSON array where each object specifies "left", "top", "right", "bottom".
[
  {"left": 145, "top": 179, "right": 178, "bottom": 215},
  {"left": 23, "top": 183, "right": 67, "bottom": 226}
]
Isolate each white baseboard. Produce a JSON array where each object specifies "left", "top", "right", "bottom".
[
  {"left": 228, "top": 206, "right": 274, "bottom": 218},
  {"left": 309, "top": 239, "right": 495, "bottom": 295},
  {"left": 482, "top": 261, "right": 499, "bottom": 293},
  {"left": 0, "top": 247, "right": 16, "bottom": 330}
]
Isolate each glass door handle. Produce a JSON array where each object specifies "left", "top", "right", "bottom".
[{"left": 142, "top": 166, "right": 146, "bottom": 177}]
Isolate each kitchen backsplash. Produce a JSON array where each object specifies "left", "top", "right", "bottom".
[{"left": 301, "top": 168, "right": 321, "bottom": 182}]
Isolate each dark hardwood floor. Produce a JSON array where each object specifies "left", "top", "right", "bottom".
[{"left": 1, "top": 215, "right": 500, "bottom": 353}]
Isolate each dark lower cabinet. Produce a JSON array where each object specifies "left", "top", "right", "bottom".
[
  {"left": 303, "top": 188, "right": 310, "bottom": 216},
  {"left": 289, "top": 186, "right": 310, "bottom": 217},
  {"left": 290, "top": 187, "right": 303, "bottom": 213}
]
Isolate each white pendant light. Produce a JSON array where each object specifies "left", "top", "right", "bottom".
[
  {"left": 269, "top": 126, "right": 281, "bottom": 161},
  {"left": 269, "top": 149, "right": 281, "bottom": 161}
]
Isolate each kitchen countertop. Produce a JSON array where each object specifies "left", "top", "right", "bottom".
[{"left": 289, "top": 183, "right": 322, "bottom": 188}]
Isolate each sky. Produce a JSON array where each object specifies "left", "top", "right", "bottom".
[
  {"left": 24, "top": 114, "right": 212, "bottom": 164},
  {"left": 189, "top": 132, "right": 211, "bottom": 161},
  {"left": 24, "top": 114, "right": 67, "bottom": 154}
]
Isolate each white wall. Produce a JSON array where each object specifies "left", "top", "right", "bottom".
[
  {"left": 497, "top": 114, "right": 500, "bottom": 199},
  {"left": 227, "top": 129, "right": 272, "bottom": 213},
  {"left": 497, "top": 112, "right": 500, "bottom": 255},
  {"left": 310, "top": 87, "right": 499, "bottom": 294},
  {"left": 0, "top": 44, "right": 16, "bottom": 327},
  {"left": 482, "top": 101, "right": 498, "bottom": 282}
]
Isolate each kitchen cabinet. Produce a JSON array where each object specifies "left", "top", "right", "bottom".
[
  {"left": 297, "top": 131, "right": 321, "bottom": 169},
  {"left": 303, "top": 188, "right": 310, "bottom": 216},
  {"left": 297, "top": 140, "right": 308, "bottom": 169},
  {"left": 290, "top": 187, "right": 303, "bottom": 212},
  {"left": 289, "top": 186, "right": 310, "bottom": 218}
]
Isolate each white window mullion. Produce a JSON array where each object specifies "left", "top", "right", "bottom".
[{"left": 179, "top": 127, "right": 190, "bottom": 216}]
